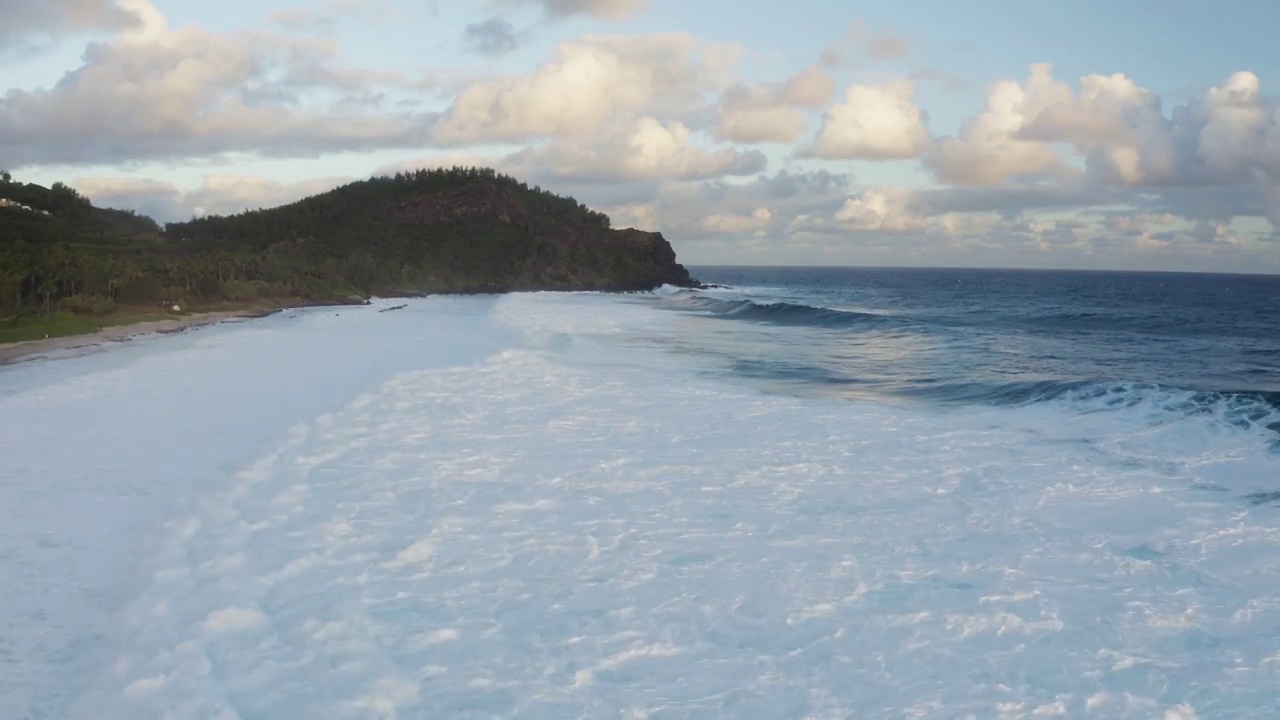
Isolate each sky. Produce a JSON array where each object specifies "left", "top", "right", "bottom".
[{"left": 2, "top": 0, "right": 1280, "bottom": 272}]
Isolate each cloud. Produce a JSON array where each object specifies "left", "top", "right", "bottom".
[
  {"left": 464, "top": 18, "right": 519, "bottom": 55},
  {"left": 609, "top": 202, "right": 661, "bottom": 231},
  {"left": 819, "top": 19, "right": 910, "bottom": 68},
  {"left": 267, "top": 0, "right": 399, "bottom": 32},
  {"left": 865, "top": 32, "right": 909, "bottom": 60},
  {"left": 0, "top": 0, "right": 435, "bottom": 168},
  {"left": 756, "top": 168, "right": 850, "bottom": 200},
  {"left": 926, "top": 63, "right": 1074, "bottom": 185},
  {"left": 929, "top": 64, "right": 1280, "bottom": 224},
  {"left": 73, "top": 174, "right": 352, "bottom": 222},
  {"left": 831, "top": 188, "right": 928, "bottom": 232},
  {"left": 777, "top": 65, "right": 838, "bottom": 107},
  {"left": 932, "top": 64, "right": 1280, "bottom": 195},
  {"left": 498, "top": 0, "right": 650, "bottom": 20},
  {"left": 306, "top": 59, "right": 1280, "bottom": 271},
  {"left": 432, "top": 33, "right": 740, "bottom": 144},
  {"left": 782, "top": 185, "right": 1122, "bottom": 262},
  {"left": 381, "top": 116, "right": 766, "bottom": 188},
  {"left": 1020, "top": 68, "right": 1280, "bottom": 189},
  {"left": 717, "top": 105, "right": 809, "bottom": 145},
  {"left": 588, "top": 169, "right": 852, "bottom": 240},
  {"left": 1105, "top": 213, "right": 1178, "bottom": 233},
  {"left": 702, "top": 207, "right": 773, "bottom": 235},
  {"left": 9, "top": 4, "right": 1279, "bottom": 272},
  {"left": 1095, "top": 212, "right": 1180, "bottom": 250},
  {"left": 716, "top": 66, "right": 835, "bottom": 144},
  {"left": 1085, "top": 214, "right": 1256, "bottom": 256},
  {"left": 912, "top": 183, "right": 1125, "bottom": 220},
  {"left": 0, "top": 0, "right": 140, "bottom": 51},
  {"left": 517, "top": 117, "right": 765, "bottom": 182},
  {"left": 806, "top": 79, "right": 931, "bottom": 160},
  {"left": 780, "top": 181, "right": 1270, "bottom": 268}
]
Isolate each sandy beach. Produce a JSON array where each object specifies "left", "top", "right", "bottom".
[{"left": 0, "top": 310, "right": 278, "bottom": 366}]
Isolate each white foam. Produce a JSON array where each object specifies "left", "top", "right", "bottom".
[{"left": 2, "top": 291, "right": 1277, "bottom": 718}]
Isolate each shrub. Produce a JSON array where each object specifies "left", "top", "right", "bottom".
[{"left": 60, "top": 294, "right": 117, "bottom": 315}]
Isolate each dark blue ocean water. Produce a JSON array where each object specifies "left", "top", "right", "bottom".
[{"left": 656, "top": 267, "right": 1280, "bottom": 430}]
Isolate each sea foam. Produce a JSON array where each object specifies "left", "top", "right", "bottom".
[{"left": 2, "top": 292, "right": 1277, "bottom": 719}]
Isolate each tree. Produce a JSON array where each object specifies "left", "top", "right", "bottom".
[{"left": 0, "top": 165, "right": 688, "bottom": 321}]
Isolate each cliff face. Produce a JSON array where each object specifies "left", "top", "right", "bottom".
[{"left": 591, "top": 228, "right": 696, "bottom": 290}]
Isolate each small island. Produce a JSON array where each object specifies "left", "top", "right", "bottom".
[{"left": 0, "top": 167, "right": 699, "bottom": 348}]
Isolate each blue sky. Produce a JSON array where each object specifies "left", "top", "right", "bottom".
[{"left": 2, "top": 0, "right": 1279, "bottom": 272}]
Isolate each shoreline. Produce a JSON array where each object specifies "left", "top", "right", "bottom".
[
  {"left": 0, "top": 283, "right": 693, "bottom": 368},
  {"left": 0, "top": 308, "right": 284, "bottom": 366}
]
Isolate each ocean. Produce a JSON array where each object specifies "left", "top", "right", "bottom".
[
  {"left": 1, "top": 267, "right": 1278, "bottom": 719},
  {"left": 666, "top": 266, "right": 1280, "bottom": 428}
]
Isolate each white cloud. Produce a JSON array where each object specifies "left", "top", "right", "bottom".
[
  {"left": 936, "top": 211, "right": 1004, "bottom": 238},
  {"left": 608, "top": 202, "right": 661, "bottom": 231},
  {"left": 0, "top": 0, "right": 139, "bottom": 50},
  {"left": 1095, "top": 212, "right": 1179, "bottom": 251},
  {"left": 578, "top": 169, "right": 851, "bottom": 240},
  {"left": 6, "top": 3, "right": 1280, "bottom": 272},
  {"left": 947, "top": 66, "right": 1280, "bottom": 229},
  {"left": 718, "top": 105, "right": 809, "bottom": 145},
  {"left": 499, "top": 0, "right": 650, "bottom": 20},
  {"left": 865, "top": 32, "right": 909, "bottom": 60},
  {"left": 433, "top": 33, "right": 740, "bottom": 144},
  {"left": 0, "top": 0, "right": 433, "bottom": 168},
  {"left": 807, "top": 79, "right": 930, "bottom": 160},
  {"left": 514, "top": 117, "right": 766, "bottom": 182},
  {"left": 832, "top": 188, "right": 928, "bottom": 232},
  {"left": 1199, "top": 72, "right": 1269, "bottom": 178},
  {"left": 1105, "top": 213, "right": 1178, "bottom": 233},
  {"left": 927, "top": 63, "right": 1074, "bottom": 185},
  {"left": 74, "top": 174, "right": 352, "bottom": 221},
  {"left": 938, "top": 64, "right": 1280, "bottom": 197},
  {"left": 716, "top": 66, "right": 835, "bottom": 144},
  {"left": 819, "top": 19, "right": 911, "bottom": 69},
  {"left": 1189, "top": 220, "right": 1249, "bottom": 246},
  {"left": 779, "top": 66, "right": 838, "bottom": 107},
  {"left": 388, "top": 117, "right": 765, "bottom": 185},
  {"left": 702, "top": 207, "right": 773, "bottom": 235}
]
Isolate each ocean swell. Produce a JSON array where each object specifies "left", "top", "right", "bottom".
[
  {"left": 724, "top": 358, "right": 1280, "bottom": 437},
  {"left": 661, "top": 290, "right": 905, "bottom": 330}
]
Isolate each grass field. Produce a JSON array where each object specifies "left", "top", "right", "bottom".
[
  {"left": 0, "top": 301, "right": 293, "bottom": 346},
  {"left": 0, "top": 310, "right": 180, "bottom": 345}
]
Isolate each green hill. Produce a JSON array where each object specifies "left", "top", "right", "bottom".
[{"left": 0, "top": 167, "right": 697, "bottom": 330}]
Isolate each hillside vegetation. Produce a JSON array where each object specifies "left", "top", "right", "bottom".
[{"left": 0, "top": 167, "right": 696, "bottom": 331}]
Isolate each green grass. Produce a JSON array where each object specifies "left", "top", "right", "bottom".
[
  {"left": 0, "top": 309, "right": 180, "bottom": 345},
  {"left": 0, "top": 298, "right": 307, "bottom": 346}
]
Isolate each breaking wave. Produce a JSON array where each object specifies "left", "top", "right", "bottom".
[
  {"left": 652, "top": 283, "right": 1280, "bottom": 441},
  {"left": 661, "top": 290, "right": 907, "bottom": 330}
]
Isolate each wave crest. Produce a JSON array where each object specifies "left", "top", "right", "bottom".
[{"left": 661, "top": 291, "right": 903, "bottom": 330}]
